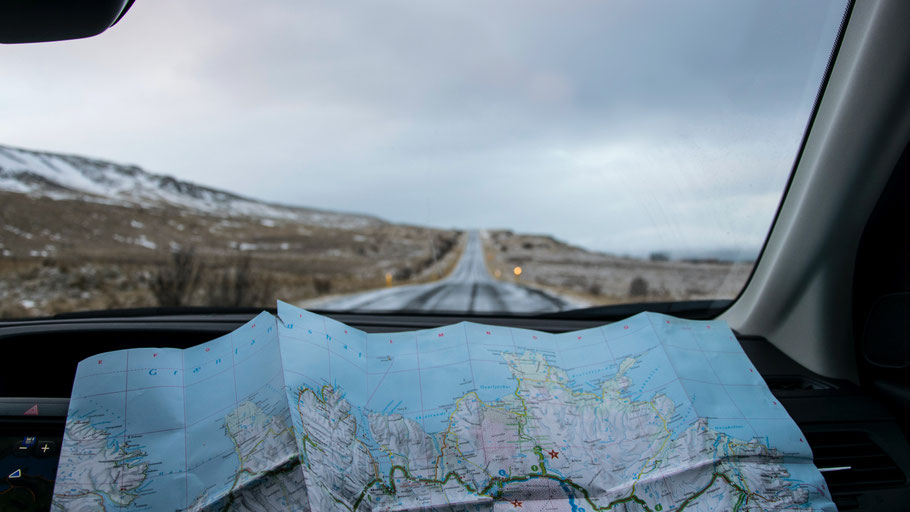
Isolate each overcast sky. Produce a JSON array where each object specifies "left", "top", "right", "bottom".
[{"left": 0, "top": 0, "right": 848, "bottom": 256}]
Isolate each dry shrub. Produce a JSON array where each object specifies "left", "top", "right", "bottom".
[
  {"left": 393, "top": 267, "right": 413, "bottom": 281},
  {"left": 629, "top": 276, "right": 649, "bottom": 297},
  {"left": 588, "top": 282, "right": 603, "bottom": 296},
  {"left": 312, "top": 276, "right": 333, "bottom": 295},
  {"left": 151, "top": 248, "right": 274, "bottom": 307},
  {"left": 206, "top": 253, "right": 275, "bottom": 308},
  {"left": 151, "top": 247, "right": 204, "bottom": 307}
]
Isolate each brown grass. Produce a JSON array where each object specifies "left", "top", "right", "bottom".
[
  {"left": 482, "top": 230, "right": 752, "bottom": 305},
  {"left": 0, "top": 191, "right": 462, "bottom": 318}
]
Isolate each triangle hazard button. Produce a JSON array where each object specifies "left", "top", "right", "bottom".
[{"left": 23, "top": 404, "right": 38, "bottom": 416}]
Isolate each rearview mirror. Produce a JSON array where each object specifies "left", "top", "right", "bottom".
[{"left": 0, "top": 0, "right": 134, "bottom": 44}]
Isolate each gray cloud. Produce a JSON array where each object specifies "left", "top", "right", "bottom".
[{"left": 0, "top": 0, "right": 848, "bottom": 255}]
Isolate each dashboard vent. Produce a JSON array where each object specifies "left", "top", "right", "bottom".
[{"left": 807, "top": 430, "right": 906, "bottom": 510}]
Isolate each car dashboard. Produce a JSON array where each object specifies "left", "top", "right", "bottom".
[{"left": 1, "top": 311, "right": 909, "bottom": 512}]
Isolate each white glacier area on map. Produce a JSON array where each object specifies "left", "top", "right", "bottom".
[{"left": 51, "top": 301, "right": 836, "bottom": 511}]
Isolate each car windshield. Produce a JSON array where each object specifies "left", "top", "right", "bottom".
[{"left": 0, "top": 0, "right": 849, "bottom": 318}]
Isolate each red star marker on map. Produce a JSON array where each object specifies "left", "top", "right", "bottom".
[
  {"left": 510, "top": 499, "right": 522, "bottom": 508},
  {"left": 548, "top": 450, "right": 559, "bottom": 459}
]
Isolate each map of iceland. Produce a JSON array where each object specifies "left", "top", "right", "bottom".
[
  {"left": 277, "top": 302, "right": 832, "bottom": 511},
  {"left": 52, "top": 302, "right": 835, "bottom": 511}
]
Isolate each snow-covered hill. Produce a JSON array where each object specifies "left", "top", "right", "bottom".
[{"left": 0, "top": 144, "right": 380, "bottom": 229}]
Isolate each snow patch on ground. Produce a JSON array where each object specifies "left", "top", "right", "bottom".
[
  {"left": 228, "top": 241, "right": 259, "bottom": 251},
  {"left": 4, "top": 225, "right": 33, "bottom": 239},
  {"left": 113, "top": 234, "right": 157, "bottom": 250}
]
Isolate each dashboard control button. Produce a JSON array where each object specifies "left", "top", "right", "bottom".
[
  {"left": 35, "top": 440, "right": 57, "bottom": 457},
  {"left": 8, "top": 469, "right": 21, "bottom": 479},
  {"left": 13, "top": 441, "right": 32, "bottom": 456}
]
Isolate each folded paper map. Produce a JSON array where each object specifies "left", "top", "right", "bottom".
[{"left": 51, "top": 301, "right": 835, "bottom": 511}]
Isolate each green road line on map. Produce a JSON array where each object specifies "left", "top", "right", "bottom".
[
  {"left": 350, "top": 457, "right": 762, "bottom": 512},
  {"left": 733, "top": 492, "right": 745, "bottom": 511}
]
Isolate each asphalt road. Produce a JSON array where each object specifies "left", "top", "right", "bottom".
[{"left": 314, "top": 232, "right": 573, "bottom": 313}]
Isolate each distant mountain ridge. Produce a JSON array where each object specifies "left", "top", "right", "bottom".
[{"left": 0, "top": 144, "right": 380, "bottom": 229}]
